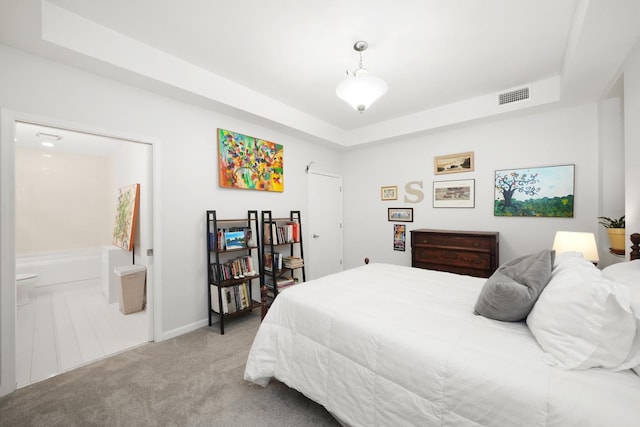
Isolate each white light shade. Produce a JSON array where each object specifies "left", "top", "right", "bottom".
[
  {"left": 552, "top": 231, "right": 599, "bottom": 262},
  {"left": 336, "top": 74, "right": 388, "bottom": 112}
]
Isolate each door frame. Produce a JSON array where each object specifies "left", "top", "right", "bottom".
[{"left": 0, "top": 109, "right": 162, "bottom": 396}]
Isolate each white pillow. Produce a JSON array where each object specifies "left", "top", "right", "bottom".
[
  {"left": 602, "top": 260, "right": 640, "bottom": 375},
  {"left": 527, "top": 255, "right": 637, "bottom": 370},
  {"left": 602, "top": 259, "right": 640, "bottom": 287},
  {"left": 553, "top": 251, "right": 584, "bottom": 269}
]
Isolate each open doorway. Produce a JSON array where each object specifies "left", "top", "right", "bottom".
[{"left": 11, "top": 119, "right": 154, "bottom": 387}]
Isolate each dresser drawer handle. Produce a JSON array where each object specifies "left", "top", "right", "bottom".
[{"left": 472, "top": 242, "right": 480, "bottom": 247}]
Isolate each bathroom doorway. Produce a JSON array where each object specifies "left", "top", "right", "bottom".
[{"left": 12, "top": 120, "right": 154, "bottom": 387}]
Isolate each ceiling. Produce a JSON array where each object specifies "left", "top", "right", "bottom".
[
  {"left": 14, "top": 122, "right": 131, "bottom": 156},
  {"left": 1, "top": 0, "right": 640, "bottom": 148}
]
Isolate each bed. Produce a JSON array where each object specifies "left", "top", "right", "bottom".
[{"left": 244, "top": 234, "right": 640, "bottom": 426}]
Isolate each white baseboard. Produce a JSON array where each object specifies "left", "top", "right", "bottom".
[{"left": 160, "top": 318, "right": 209, "bottom": 341}]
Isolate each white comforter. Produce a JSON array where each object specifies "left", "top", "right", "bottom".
[{"left": 244, "top": 263, "right": 640, "bottom": 426}]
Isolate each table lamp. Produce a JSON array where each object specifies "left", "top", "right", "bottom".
[{"left": 552, "top": 231, "right": 600, "bottom": 264}]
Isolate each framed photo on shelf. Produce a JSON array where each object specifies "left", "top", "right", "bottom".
[
  {"left": 433, "top": 179, "right": 475, "bottom": 208},
  {"left": 381, "top": 185, "right": 397, "bottom": 200},
  {"left": 394, "top": 224, "right": 406, "bottom": 251},
  {"left": 224, "top": 230, "right": 246, "bottom": 249},
  {"left": 388, "top": 207, "right": 413, "bottom": 222},
  {"left": 434, "top": 151, "right": 474, "bottom": 175}
]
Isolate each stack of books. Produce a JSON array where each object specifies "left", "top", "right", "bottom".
[
  {"left": 264, "top": 277, "right": 296, "bottom": 297},
  {"left": 283, "top": 256, "right": 304, "bottom": 269}
]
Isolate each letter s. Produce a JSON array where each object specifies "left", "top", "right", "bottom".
[{"left": 404, "top": 181, "right": 424, "bottom": 203}]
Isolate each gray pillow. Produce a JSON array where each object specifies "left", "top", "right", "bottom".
[{"left": 474, "top": 249, "right": 555, "bottom": 322}]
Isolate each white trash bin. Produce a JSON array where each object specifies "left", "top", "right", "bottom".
[{"left": 114, "top": 265, "right": 147, "bottom": 314}]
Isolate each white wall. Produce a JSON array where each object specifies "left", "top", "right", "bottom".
[
  {"left": 342, "top": 104, "right": 600, "bottom": 269},
  {"left": 15, "top": 147, "right": 113, "bottom": 254},
  {"left": 624, "top": 41, "right": 640, "bottom": 249},
  {"left": 0, "top": 44, "right": 343, "bottom": 341},
  {"left": 597, "top": 96, "right": 625, "bottom": 267}
]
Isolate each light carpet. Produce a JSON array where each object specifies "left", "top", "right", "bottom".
[{"left": 0, "top": 310, "right": 339, "bottom": 426}]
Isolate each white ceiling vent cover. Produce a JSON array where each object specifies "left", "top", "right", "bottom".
[{"left": 498, "top": 87, "right": 530, "bottom": 105}]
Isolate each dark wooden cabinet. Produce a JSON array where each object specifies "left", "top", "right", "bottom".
[{"left": 411, "top": 229, "right": 499, "bottom": 278}]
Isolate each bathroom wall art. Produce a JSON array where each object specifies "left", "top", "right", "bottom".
[{"left": 112, "top": 183, "right": 140, "bottom": 251}]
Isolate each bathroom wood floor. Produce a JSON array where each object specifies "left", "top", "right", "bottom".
[{"left": 16, "top": 278, "right": 148, "bottom": 388}]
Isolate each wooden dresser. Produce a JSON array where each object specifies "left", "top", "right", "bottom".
[{"left": 411, "top": 229, "right": 499, "bottom": 278}]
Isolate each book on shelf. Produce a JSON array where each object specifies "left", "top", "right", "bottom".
[
  {"left": 265, "top": 221, "right": 299, "bottom": 245},
  {"left": 210, "top": 282, "right": 253, "bottom": 314},
  {"left": 213, "top": 255, "right": 257, "bottom": 281},
  {"left": 265, "top": 276, "right": 296, "bottom": 294},
  {"left": 286, "top": 221, "right": 300, "bottom": 243},
  {"left": 263, "top": 252, "right": 283, "bottom": 271}
]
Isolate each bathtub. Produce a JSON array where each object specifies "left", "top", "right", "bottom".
[{"left": 16, "top": 248, "right": 102, "bottom": 287}]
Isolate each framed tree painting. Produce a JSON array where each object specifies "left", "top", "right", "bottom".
[
  {"left": 494, "top": 164, "right": 574, "bottom": 217},
  {"left": 112, "top": 183, "right": 140, "bottom": 251},
  {"left": 218, "top": 128, "right": 284, "bottom": 192}
]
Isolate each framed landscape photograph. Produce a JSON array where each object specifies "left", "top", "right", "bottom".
[
  {"left": 494, "top": 164, "right": 574, "bottom": 217},
  {"left": 381, "top": 185, "right": 397, "bottom": 201},
  {"left": 388, "top": 208, "right": 413, "bottom": 222},
  {"left": 433, "top": 179, "right": 475, "bottom": 208},
  {"left": 434, "top": 151, "right": 474, "bottom": 175}
]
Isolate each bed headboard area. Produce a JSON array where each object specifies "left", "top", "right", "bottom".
[{"left": 631, "top": 233, "right": 640, "bottom": 260}]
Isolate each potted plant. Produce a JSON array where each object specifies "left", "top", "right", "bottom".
[{"left": 598, "top": 215, "right": 625, "bottom": 252}]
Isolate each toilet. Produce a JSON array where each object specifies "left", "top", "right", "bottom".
[{"left": 16, "top": 273, "right": 38, "bottom": 306}]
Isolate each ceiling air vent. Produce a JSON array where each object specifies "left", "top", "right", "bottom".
[{"left": 498, "top": 87, "right": 529, "bottom": 105}]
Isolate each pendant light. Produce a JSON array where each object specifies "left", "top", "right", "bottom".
[{"left": 336, "top": 41, "right": 388, "bottom": 113}]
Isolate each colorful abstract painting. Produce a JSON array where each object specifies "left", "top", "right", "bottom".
[
  {"left": 494, "top": 164, "right": 574, "bottom": 217},
  {"left": 218, "top": 128, "right": 284, "bottom": 192},
  {"left": 112, "top": 183, "right": 140, "bottom": 251}
]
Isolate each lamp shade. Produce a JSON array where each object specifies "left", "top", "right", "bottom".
[
  {"left": 552, "top": 231, "right": 599, "bottom": 262},
  {"left": 336, "top": 73, "right": 388, "bottom": 112}
]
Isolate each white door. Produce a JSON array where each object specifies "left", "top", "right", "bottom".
[{"left": 307, "top": 171, "right": 343, "bottom": 280}]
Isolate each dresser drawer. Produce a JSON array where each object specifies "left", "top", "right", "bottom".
[
  {"left": 410, "top": 229, "right": 499, "bottom": 278},
  {"left": 412, "top": 233, "right": 493, "bottom": 251},
  {"left": 413, "top": 247, "right": 491, "bottom": 270}
]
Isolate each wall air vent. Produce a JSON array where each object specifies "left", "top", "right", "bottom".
[{"left": 498, "top": 87, "right": 530, "bottom": 105}]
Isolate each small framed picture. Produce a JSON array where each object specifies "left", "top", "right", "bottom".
[
  {"left": 394, "top": 224, "right": 406, "bottom": 251},
  {"left": 381, "top": 186, "right": 397, "bottom": 201},
  {"left": 434, "top": 151, "right": 474, "bottom": 175},
  {"left": 433, "top": 179, "right": 475, "bottom": 208},
  {"left": 388, "top": 208, "right": 413, "bottom": 222}
]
